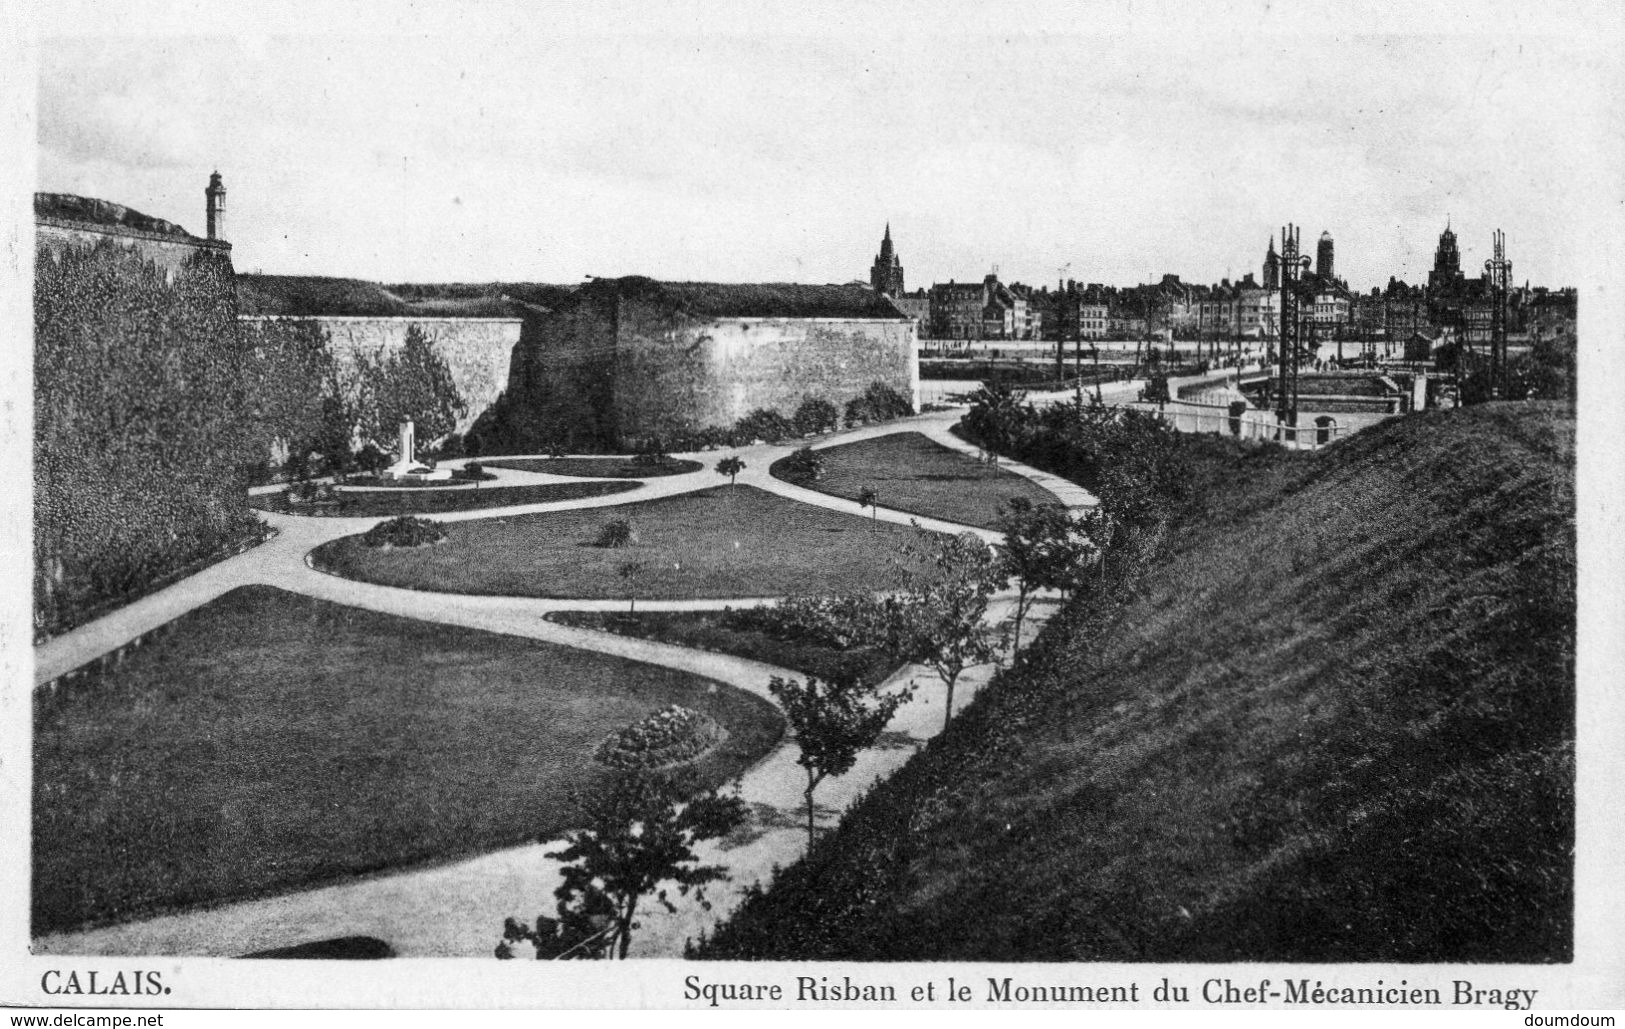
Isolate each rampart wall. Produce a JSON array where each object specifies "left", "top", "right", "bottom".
[
  {"left": 504, "top": 298, "right": 918, "bottom": 449},
  {"left": 239, "top": 315, "right": 522, "bottom": 436},
  {"left": 612, "top": 308, "right": 918, "bottom": 438},
  {"left": 36, "top": 218, "right": 232, "bottom": 276}
]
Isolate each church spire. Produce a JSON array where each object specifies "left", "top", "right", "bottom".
[{"left": 870, "top": 223, "right": 904, "bottom": 295}]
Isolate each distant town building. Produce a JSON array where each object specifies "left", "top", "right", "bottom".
[{"left": 928, "top": 273, "right": 1039, "bottom": 341}]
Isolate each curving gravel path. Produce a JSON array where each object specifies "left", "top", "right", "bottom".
[{"left": 31, "top": 410, "right": 1095, "bottom": 958}]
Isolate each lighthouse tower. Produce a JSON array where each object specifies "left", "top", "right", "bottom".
[{"left": 205, "top": 171, "right": 227, "bottom": 241}]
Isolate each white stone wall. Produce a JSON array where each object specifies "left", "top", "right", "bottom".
[{"left": 240, "top": 316, "right": 522, "bottom": 436}]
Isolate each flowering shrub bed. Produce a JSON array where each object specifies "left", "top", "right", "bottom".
[
  {"left": 595, "top": 704, "right": 726, "bottom": 770},
  {"left": 361, "top": 516, "right": 446, "bottom": 548}
]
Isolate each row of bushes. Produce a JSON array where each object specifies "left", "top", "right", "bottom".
[{"left": 472, "top": 382, "right": 915, "bottom": 459}]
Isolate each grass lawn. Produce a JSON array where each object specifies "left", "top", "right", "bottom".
[
  {"left": 549, "top": 610, "right": 901, "bottom": 685},
  {"left": 312, "top": 485, "right": 930, "bottom": 600},
  {"left": 249, "top": 479, "right": 639, "bottom": 517},
  {"left": 482, "top": 457, "right": 703, "bottom": 478},
  {"left": 32, "top": 585, "right": 783, "bottom": 935},
  {"left": 773, "top": 431, "right": 1059, "bottom": 530}
]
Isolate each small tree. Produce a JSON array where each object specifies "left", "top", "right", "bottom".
[
  {"left": 769, "top": 674, "right": 912, "bottom": 848},
  {"left": 500, "top": 770, "right": 746, "bottom": 960},
  {"left": 995, "top": 497, "right": 1095, "bottom": 652},
  {"left": 618, "top": 560, "right": 644, "bottom": 612},
  {"left": 715, "top": 455, "right": 746, "bottom": 487},
  {"left": 894, "top": 530, "right": 1005, "bottom": 732},
  {"left": 857, "top": 485, "right": 879, "bottom": 530}
]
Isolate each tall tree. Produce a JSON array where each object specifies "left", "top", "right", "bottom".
[
  {"left": 770, "top": 674, "right": 913, "bottom": 848},
  {"left": 995, "top": 497, "right": 1095, "bottom": 652},
  {"left": 894, "top": 530, "right": 1005, "bottom": 731},
  {"left": 357, "top": 324, "right": 466, "bottom": 447}
]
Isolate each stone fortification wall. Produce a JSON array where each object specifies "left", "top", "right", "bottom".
[
  {"left": 611, "top": 302, "right": 918, "bottom": 439},
  {"left": 239, "top": 315, "right": 522, "bottom": 435},
  {"left": 499, "top": 300, "right": 619, "bottom": 449},
  {"left": 486, "top": 287, "right": 917, "bottom": 452},
  {"left": 36, "top": 218, "right": 232, "bottom": 277}
]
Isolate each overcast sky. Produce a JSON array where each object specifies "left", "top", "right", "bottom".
[{"left": 33, "top": 4, "right": 1620, "bottom": 292}]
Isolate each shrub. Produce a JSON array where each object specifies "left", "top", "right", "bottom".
[
  {"left": 696, "top": 426, "right": 730, "bottom": 451},
  {"left": 792, "top": 398, "right": 839, "bottom": 437},
  {"left": 594, "top": 517, "right": 638, "bottom": 548},
  {"left": 863, "top": 381, "right": 915, "bottom": 421},
  {"left": 594, "top": 705, "right": 726, "bottom": 770},
  {"left": 632, "top": 436, "right": 672, "bottom": 467},
  {"left": 779, "top": 446, "right": 825, "bottom": 485},
  {"left": 734, "top": 408, "right": 795, "bottom": 445},
  {"left": 361, "top": 516, "right": 446, "bottom": 548},
  {"left": 846, "top": 381, "right": 915, "bottom": 427}
]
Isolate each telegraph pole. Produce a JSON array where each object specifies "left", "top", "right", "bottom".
[
  {"left": 1276, "top": 224, "right": 1313, "bottom": 436},
  {"left": 1484, "top": 229, "right": 1512, "bottom": 400}
]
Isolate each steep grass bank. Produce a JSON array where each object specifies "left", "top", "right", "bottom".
[{"left": 695, "top": 403, "right": 1575, "bottom": 962}]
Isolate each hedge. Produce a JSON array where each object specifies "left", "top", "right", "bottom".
[{"left": 34, "top": 240, "right": 262, "bottom": 635}]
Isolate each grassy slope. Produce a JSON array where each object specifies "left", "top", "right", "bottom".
[
  {"left": 33, "top": 586, "right": 783, "bottom": 935},
  {"left": 772, "top": 431, "right": 1058, "bottom": 530},
  {"left": 312, "top": 485, "right": 928, "bottom": 600},
  {"left": 697, "top": 403, "right": 1575, "bottom": 962}
]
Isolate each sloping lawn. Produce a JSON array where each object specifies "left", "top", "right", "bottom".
[
  {"left": 32, "top": 585, "right": 782, "bottom": 935},
  {"left": 482, "top": 457, "right": 702, "bottom": 478},
  {"left": 249, "top": 478, "right": 639, "bottom": 517},
  {"left": 312, "top": 485, "right": 929, "bottom": 600},
  {"left": 774, "top": 431, "right": 1058, "bottom": 529},
  {"left": 697, "top": 404, "right": 1575, "bottom": 963}
]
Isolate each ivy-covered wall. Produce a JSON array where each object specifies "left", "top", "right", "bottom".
[{"left": 34, "top": 240, "right": 260, "bottom": 635}]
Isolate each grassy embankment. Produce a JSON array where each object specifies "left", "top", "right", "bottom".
[
  {"left": 696, "top": 403, "right": 1575, "bottom": 962},
  {"left": 33, "top": 586, "right": 783, "bottom": 935}
]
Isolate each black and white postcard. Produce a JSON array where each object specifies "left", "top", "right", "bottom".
[{"left": 3, "top": 0, "right": 1621, "bottom": 1019}]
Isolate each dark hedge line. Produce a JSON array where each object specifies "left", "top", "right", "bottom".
[{"left": 34, "top": 240, "right": 263, "bottom": 636}]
